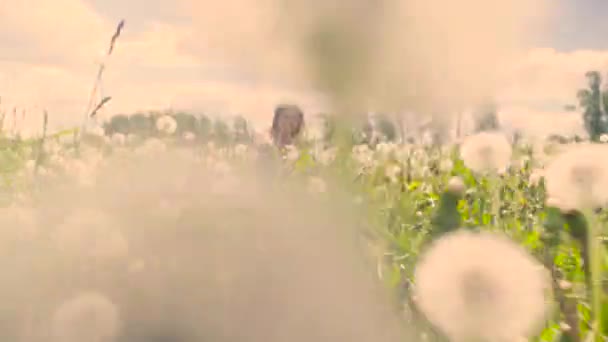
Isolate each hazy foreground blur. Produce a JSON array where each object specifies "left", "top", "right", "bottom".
[
  {"left": 2, "top": 149, "right": 415, "bottom": 341},
  {"left": 178, "top": 0, "right": 552, "bottom": 117}
]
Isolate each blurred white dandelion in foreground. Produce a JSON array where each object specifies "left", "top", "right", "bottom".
[
  {"left": 413, "top": 230, "right": 550, "bottom": 342},
  {"left": 51, "top": 291, "right": 120, "bottom": 342},
  {"left": 0, "top": 205, "right": 38, "bottom": 242},
  {"left": 459, "top": 131, "right": 512, "bottom": 174},
  {"left": 52, "top": 208, "right": 129, "bottom": 261},
  {"left": 307, "top": 176, "right": 327, "bottom": 193},
  {"left": 544, "top": 144, "right": 608, "bottom": 210}
]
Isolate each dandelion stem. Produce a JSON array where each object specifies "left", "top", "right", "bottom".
[
  {"left": 583, "top": 208, "right": 604, "bottom": 341},
  {"left": 490, "top": 174, "right": 501, "bottom": 228}
]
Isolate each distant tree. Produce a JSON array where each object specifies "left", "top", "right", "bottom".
[
  {"left": 172, "top": 112, "right": 199, "bottom": 136},
  {"left": 474, "top": 101, "right": 500, "bottom": 132},
  {"left": 194, "top": 115, "right": 210, "bottom": 141},
  {"left": 213, "top": 119, "right": 230, "bottom": 146},
  {"left": 577, "top": 71, "right": 607, "bottom": 141},
  {"left": 233, "top": 115, "right": 253, "bottom": 144},
  {"left": 128, "top": 112, "right": 155, "bottom": 136},
  {"left": 104, "top": 114, "right": 130, "bottom": 135}
]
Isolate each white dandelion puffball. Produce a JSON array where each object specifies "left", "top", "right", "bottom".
[
  {"left": 155, "top": 115, "right": 177, "bottom": 135},
  {"left": 544, "top": 144, "right": 608, "bottom": 210},
  {"left": 52, "top": 291, "right": 120, "bottom": 342},
  {"left": 52, "top": 209, "right": 129, "bottom": 261},
  {"left": 459, "top": 131, "right": 512, "bottom": 173},
  {"left": 413, "top": 230, "right": 550, "bottom": 342}
]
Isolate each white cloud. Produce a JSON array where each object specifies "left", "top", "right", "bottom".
[
  {"left": 498, "top": 48, "right": 608, "bottom": 109},
  {"left": 0, "top": 0, "right": 605, "bottom": 138}
]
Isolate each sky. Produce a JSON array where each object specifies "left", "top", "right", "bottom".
[{"left": 1, "top": 0, "right": 608, "bottom": 137}]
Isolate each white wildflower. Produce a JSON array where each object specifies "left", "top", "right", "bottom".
[
  {"left": 51, "top": 291, "right": 121, "bottom": 342},
  {"left": 543, "top": 144, "right": 608, "bottom": 210},
  {"left": 459, "top": 131, "right": 512, "bottom": 174},
  {"left": 413, "top": 230, "right": 550, "bottom": 342},
  {"left": 600, "top": 134, "right": 608, "bottom": 143},
  {"left": 155, "top": 115, "right": 177, "bottom": 135}
]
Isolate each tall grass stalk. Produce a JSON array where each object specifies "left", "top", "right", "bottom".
[{"left": 79, "top": 20, "right": 125, "bottom": 138}]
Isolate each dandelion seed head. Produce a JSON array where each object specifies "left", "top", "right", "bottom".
[
  {"left": 156, "top": 115, "right": 177, "bottom": 135},
  {"left": 459, "top": 132, "right": 512, "bottom": 174},
  {"left": 51, "top": 291, "right": 120, "bottom": 342},
  {"left": 413, "top": 230, "right": 549, "bottom": 342},
  {"left": 544, "top": 144, "right": 608, "bottom": 210},
  {"left": 447, "top": 176, "right": 465, "bottom": 195}
]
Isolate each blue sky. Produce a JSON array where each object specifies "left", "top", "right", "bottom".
[{"left": 545, "top": 0, "right": 608, "bottom": 51}]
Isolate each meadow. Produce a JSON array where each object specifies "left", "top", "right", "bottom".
[{"left": 0, "top": 108, "right": 605, "bottom": 342}]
